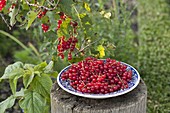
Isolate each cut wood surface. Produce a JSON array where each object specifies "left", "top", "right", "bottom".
[{"left": 51, "top": 79, "right": 147, "bottom": 113}]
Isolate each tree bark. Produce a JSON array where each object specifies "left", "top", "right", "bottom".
[{"left": 51, "top": 79, "right": 147, "bottom": 113}]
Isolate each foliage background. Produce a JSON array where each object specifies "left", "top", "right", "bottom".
[
  {"left": 138, "top": 0, "right": 170, "bottom": 112},
  {"left": 0, "top": 0, "right": 170, "bottom": 113}
]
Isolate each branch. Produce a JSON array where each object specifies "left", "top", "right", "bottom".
[
  {"left": 72, "top": 5, "right": 83, "bottom": 28},
  {"left": 25, "top": 0, "right": 60, "bottom": 11},
  {"left": 47, "top": 0, "right": 56, "bottom": 6},
  {"left": 75, "top": 36, "right": 102, "bottom": 55},
  {"left": 0, "top": 13, "right": 12, "bottom": 30}
]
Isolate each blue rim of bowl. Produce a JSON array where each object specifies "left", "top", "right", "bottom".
[{"left": 57, "top": 61, "right": 140, "bottom": 99}]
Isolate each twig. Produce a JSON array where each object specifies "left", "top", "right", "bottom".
[
  {"left": 0, "top": 13, "right": 12, "bottom": 30},
  {"left": 47, "top": 0, "right": 55, "bottom": 6},
  {"left": 75, "top": 36, "right": 102, "bottom": 55},
  {"left": 117, "top": 74, "right": 125, "bottom": 89},
  {"left": 72, "top": 5, "right": 83, "bottom": 28},
  {"left": 25, "top": 0, "right": 60, "bottom": 11}
]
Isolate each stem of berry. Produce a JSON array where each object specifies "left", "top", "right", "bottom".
[
  {"left": 116, "top": 74, "right": 125, "bottom": 89},
  {"left": 75, "top": 36, "right": 102, "bottom": 56},
  {"left": 25, "top": 0, "right": 60, "bottom": 11}
]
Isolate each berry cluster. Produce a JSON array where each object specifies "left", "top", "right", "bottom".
[
  {"left": 37, "top": 9, "right": 50, "bottom": 32},
  {"left": 56, "top": 12, "right": 78, "bottom": 60},
  {"left": 57, "top": 36, "right": 78, "bottom": 60},
  {"left": 41, "top": 24, "right": 49, "bottom": 32},
  {"left": 0, "top": 0, "right": 6, "bottom": 11},
  {"left": 56, "top": 12, "right": 67, "bottom": 30},
  {"left": 61, "top": 57, "right": 132, "bottom": 94},
  {"left": 38, "top": 9, "right": 47, "bottom": 19}
]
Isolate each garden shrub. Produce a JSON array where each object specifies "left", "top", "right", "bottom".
[{"left": 0, "top": 0, "right": 137, "bottom": 113}]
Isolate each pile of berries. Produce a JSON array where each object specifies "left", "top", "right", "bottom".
[
  {"left": 57, "top": 36, "right": 78, "bottom": 60},
  {"left": 61, "top": 57, "right": 132, "bottom": 94},
  {"left": 0, "top": 0, "right": 6, "bottom": 11}
]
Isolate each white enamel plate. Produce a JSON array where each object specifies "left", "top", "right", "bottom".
[{"left": 57, "top": 61, "right": 140, "bottom": 99}]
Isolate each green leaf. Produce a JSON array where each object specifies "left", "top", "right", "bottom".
[
  {"left": 46, "top": 12, "right": 58, "bottom": 30},
  {"left": 83, "top": 2, "right": 91, "bottom": 12},
  {"left": 59, "top": 0, "right": 74, "bottom": 16},
  {"left": 41, "top": 16, "right": 49, "bottom": 24},
  {"left": 9, "top": 76, "right": 18, "bottom": 94},
  {"left": 9, "top": 8, "right": 18, "bottom": 26},
  {"left": 19, "top": 91, "right": 46, "bottom": 113},
  {"left": 16, "top": 14, "right": 23, "bottom": 22},
  {"left": 79, "top": 13, "right": 92, "bottom": 33},
  {"left": 24, "top": 64, "right": 35, "bottom": 70},
  {"left": 26, "top": 11, "right": 39, "bottom": 30},
  {"left": 21, "top": 2, "right": 29, "bottom": 10},
  {"left": 0, "top": 62, "right": 24, "bottom": 80},
  {"left": 57, "top": 17, "right": 71, "bottom": 37},
  {"left": 44, "top": 30, "right": 58, "bottom": 39},
  {"left": 43, "top": 61, "right": 54, "bottom": 73},
  {"left": 23, "top": 70, "right": 35, "bottom": 88},
  {"left": 9, "top": 72, "right": 24, "bottom": 94},
  {"left": 34, "top": 62, "right": 47, "bottom": 72},
  {"left": 0, "top": 96, "right": 16, "bottom": 113},
  {"left": 54, "top": 57, "right": 69, "bottom": 72},
  {"left": 14, "top": 49, "right": 39, "bottom": 63},
  {"left": 31, "top": 74, "right": 52, "bottom": 97},
  {"left": 15, "top": 88, "right": 24, "bottom": 97},
  {"left": 50, "top": 71, "right": 58, "bottom": 78}
]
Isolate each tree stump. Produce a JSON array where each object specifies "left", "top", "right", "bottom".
[{"left": 51, "top": 79, "right": 147, "bottom": 113}]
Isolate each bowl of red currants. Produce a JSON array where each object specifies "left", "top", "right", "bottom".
[{"left": 57, "top": 57, "right": 140, "bottom": 99}]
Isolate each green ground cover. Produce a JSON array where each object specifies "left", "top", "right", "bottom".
[{"left": 138, "top": 0, "right": 170, "bottom": 112}]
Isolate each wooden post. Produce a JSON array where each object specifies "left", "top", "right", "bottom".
[{"left": 51, "top": 80, "right": 147, "bottom": 113}]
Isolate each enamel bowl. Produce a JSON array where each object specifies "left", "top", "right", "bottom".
[{"left": 57, "top": 61, "right": 140, "bottom": 99}]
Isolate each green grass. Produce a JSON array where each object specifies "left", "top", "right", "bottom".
[{"left": 138, "top": 0, "right": 170, "bottom": 112}]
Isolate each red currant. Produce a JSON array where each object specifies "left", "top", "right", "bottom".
[{"left": 41, "top": 24, "right": 49, "bottom": 32}]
